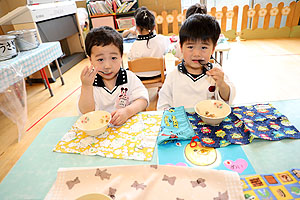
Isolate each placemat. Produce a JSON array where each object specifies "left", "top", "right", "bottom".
[
  {"left": 45, "top": 165, "right": 244, "bottom": 200},
  {"left": 241, "top": 169, "right": 300, "bottom": 199},
  {"left": 53, "top": 113, "right": 162, "bottom": 161},
  {"left": 187, "top": 103, "right": 300, "bottom": 148}
]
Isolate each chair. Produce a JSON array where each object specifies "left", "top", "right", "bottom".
[{"left": 128, "top": 57, "right": 165, "bottom": 89}]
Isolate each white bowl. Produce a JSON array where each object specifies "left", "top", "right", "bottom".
[
  {"left": 76, "top": 110, "right": 111, "bottom": 136},
  {"left": 194, "top": 100, "right": 231, "bottom": 126}
]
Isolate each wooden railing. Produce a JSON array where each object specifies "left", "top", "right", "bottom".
[{"left": 152, "top": 1, "right": 300, "bottom": 40}]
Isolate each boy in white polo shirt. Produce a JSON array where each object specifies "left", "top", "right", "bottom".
[
  {"left": 157, "top": 14, "right": 235, "bottom": 110},
  {"left": 78, "top": 26, "right": 149, "bottom": 126}
]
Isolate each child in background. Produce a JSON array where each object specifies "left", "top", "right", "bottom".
[
  {"left": 172, "top": 3, "right": 207, "bottom": 60},
  {"left": 157, "top": 14, "right": 235, "bottom": 110},
  {"left": 127, "top": 6, "right": 170, "bottom": 80},
  {"left": 122, "top": 26, "right": 138, "bottom": 39},
  {"left": 78, "top": 26, "right": 149, "bottom": 126}
]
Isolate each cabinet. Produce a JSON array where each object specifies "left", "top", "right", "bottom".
[{"left": 86, "top": 0, "right": 138, "bottom": 31}]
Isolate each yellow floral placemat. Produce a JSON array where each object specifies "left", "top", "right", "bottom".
[{"left": 53, "top": 113, "right": 162, "bottom": 161}]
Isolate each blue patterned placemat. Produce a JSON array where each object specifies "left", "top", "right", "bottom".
[{"left": 187, "top": 104, "right": 300, "bottom": 148}]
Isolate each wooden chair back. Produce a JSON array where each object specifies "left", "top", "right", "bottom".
[{"left": 128, "top": 57, "right": 165, "bottom": 88}]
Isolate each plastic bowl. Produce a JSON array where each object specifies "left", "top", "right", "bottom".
[
  {"left": 194, "top": 100, "right": 231, "bottom": 126},
  {"left": 76, "top": 110, "right": 111, "bottom": 136}
]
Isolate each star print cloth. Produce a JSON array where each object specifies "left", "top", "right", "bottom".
[
  {"left": 45, "top": 165, "right": 244, "bottom": 200},
  {"left": 187, "top": 103, "right": 300, "bottom": 148},
  {"left": 157, "top": 106, "right": 195, "bottom": 144}
]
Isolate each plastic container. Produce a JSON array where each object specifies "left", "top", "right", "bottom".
[
  {"left": 0, "top": 35, "right": 18, "bottom": 61},
  {"left": 7, "top": 29, "right": 40, "bottom": 51}
]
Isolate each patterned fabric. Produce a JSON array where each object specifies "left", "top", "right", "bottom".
[
  {"left": 54, "top": 113, "right": 162, "bottom": 161},
  {"left": 0, "top": 42, "right": 63, "bottom": 92},
  {"left": 45, "top": 165, "right": 244, "bottom": 200},
  {"left": 157, "top": 106, "right": 195, "bottom": 144},
  {"left": 241, "top": 169, "right": 300, "bottom": 200},
  {"left": 187, "top": 103, "right": 300, "bottom": 148}
]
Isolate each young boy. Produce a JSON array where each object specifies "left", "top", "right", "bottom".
[
  {"left": 78, "top": 26, "right": 149, "bottom": 126},
  {"left": 157, "top": 14, "right": 235, "bottom": 110}
]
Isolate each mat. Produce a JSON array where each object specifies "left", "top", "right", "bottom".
[
  {"left": 53, "top": 113, "right": 162, "bottom": 161},
  {"left": 241, "top": 169, "right": 300, "bottom": 200}
]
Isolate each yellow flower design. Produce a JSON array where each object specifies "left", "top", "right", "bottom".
[
  {"left": 177, "top": 14, "right": 185, "bottom": 22},
  {"left": 281, "top": 6, "right": 290, "bottom": 15},
  {"left": 270, "top": 7, "right": 279, "bottom": 16},
  {"left": 215, "top": 11, "right": 223, "bottom": 19},
  {"left": 247, "top": 9, "right": 256, "bottom": 18},
  {"left": 258, "top": 8, "right": 267, "bottom": 17},
  {"left": 166, "top": 14, "right": 174, "bottom": 23},
  {"left": 226, "top": 10, "right": 234, "bottom": 19},
  {"left": 156, "top": 15, "right": 163, "bottom": 24}
]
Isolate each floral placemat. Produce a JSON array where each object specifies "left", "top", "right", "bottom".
[
  {"left": 187, "top": 104, "right": 300, "bottom": 148},
  {"left": 53, "top": 113, "right": 162, "bottom": 161}
]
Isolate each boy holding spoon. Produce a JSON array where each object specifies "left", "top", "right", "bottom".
[
  {"left": 78, "top": 26, "right": 149, "bottom": 126},
  {"left": 157, "top": 14, "right": 235, "bottom": 110}
]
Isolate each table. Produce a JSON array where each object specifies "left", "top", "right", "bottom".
[
  {"left": 0, "top": 42, "right": 63, "bottom": 142},
  {"left": 0, "top": 99, "right": 299, "bottom": 199},
  {"left": 0, "top": 42, "right": 64, "bottom": 94}
]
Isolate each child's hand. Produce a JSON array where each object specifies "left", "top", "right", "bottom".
[
  {"left": 206, "top": 67, "right": 225, "bottom": 87},
  {"left": 80, "top": 65, "right": 98, "bottom": 87},
  {"left": 110, "top": 108, "right": 130, "bottom": 126}
]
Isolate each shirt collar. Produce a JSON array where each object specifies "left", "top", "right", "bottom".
[
  {"left": 93, "top": 68, "right": 128, "bottom": 88},
  {"left": 137, "top": 32, "right": 156, "bottom": 41},
  {"left": 178, "top": 60, "right": 213, "bottom": 82}
]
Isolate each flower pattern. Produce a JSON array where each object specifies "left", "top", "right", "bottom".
[
  {"left": 226, "top": 10, "right": 234, "bottom": 19},
  {"left": 156, "top": 15, "right": 163, "bottom": 24},
  {"left": 247, "top": 9, "right": 256, "bottom": 18},
  {"left": 281, "top": 6, "right": 291, "bottom": 15},
  {"left": 270, "top": 7, "right": 279, "bottom": 16},
  {"left": 166, "top": 14, "right": 174, "bottom": 23},
  {"left": 258, "top": 8, "right": 267, "bottom": 17}
]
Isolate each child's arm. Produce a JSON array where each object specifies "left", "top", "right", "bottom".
[
  {"left": 78, "top": 65, "right": 98, "bottom": 114},
  {"left": 110, "top": 98, "right": 147, "bottom": 126},
  {"left": 206, "top": 68, "right": 230, "bottom": 101}
]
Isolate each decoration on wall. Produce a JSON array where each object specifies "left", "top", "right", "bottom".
[
  {"left": 166, "top": 14, "right": 174, "bottom": 23},
  {"left": 281, "top": 6, "right": 290, "bottom": 15},
  {"left": 156, "top": 15, "right": 163, "bottom": 24},
  {"left": 247, "top": 9, "right": 256, "bottom": 18},
  {"left": 177, "top": 13, "right": 185, "bottom": 22},
  {"left": 215, "top": 11, "right": 223, "bottom": 19},
  {"left": 270, "top": 7, "right": 279, "bottom": 16},
  {"left": 226, "top": 10, "right": 234, "bottom": 19},
  {"left": 258, "top": 8, "right": 267, "bottom": 17}
]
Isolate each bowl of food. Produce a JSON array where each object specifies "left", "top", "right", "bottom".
[
  {"left": 76, "top": 110, "right": 111, "bottom": 136},
  {"left": 194, "top": 100, "right": 231, "bottom": 126}
]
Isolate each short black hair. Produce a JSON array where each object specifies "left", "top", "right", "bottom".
[
  {"left": 186, "top": 3, "right": 207, "bottom": 19},
  {"left": 179, "top": 14, "right": 220, "bottom": 47},
  {"left": 85, "top": 26, "right": 123, "bottom": 57}
]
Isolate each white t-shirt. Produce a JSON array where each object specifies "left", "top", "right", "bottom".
[
  {"left": 78, "top": 68, "right": 149, "bottom": 114},
  {"left": 157, "top": 62, "right": 236, "bottom": 110},
  {"left": 127, "top": 32, "right": 171, "bottom": 77}
]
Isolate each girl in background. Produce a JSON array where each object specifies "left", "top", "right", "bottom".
[{"left": 127, "top": 6, "right": 170, "bottom": 80}]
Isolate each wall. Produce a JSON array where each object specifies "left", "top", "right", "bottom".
[{"left": 139, "top": 0, "right": 181, "bottom": 14}]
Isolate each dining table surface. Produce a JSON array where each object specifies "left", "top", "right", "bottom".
[{"left": 0, "top": 98, "right": 300, "bottom": 199}]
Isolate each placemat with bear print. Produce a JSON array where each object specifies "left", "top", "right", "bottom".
[
  {"left": 241, "top": 169, "right": 300, "bottom": 199},
  {"left": 45, "top": 165, "right": 244, "bottom": 200},
  {"left": 186, "top": 103, "right": 300, "bottom": 148},
  {"left": 53, "top": 113, "right": 162, "bottom": 161}
]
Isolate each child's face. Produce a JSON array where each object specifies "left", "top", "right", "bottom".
[
  {"left": 181, "top": 39, "right": 215, "bottom": 74},
  {"left": 89, "top": 43, "right": 122, "bottom": 81}
]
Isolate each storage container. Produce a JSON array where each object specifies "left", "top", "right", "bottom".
[
  {"left": 7, "top": 29, "right": 39, "bottom": 51},
  {"left": 0, "top": 35, "right": 18, "bottom": 61}
]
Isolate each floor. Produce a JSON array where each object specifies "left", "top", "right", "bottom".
[{"left": 0, "top": 38, "right": 300, "bottom": 183}]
